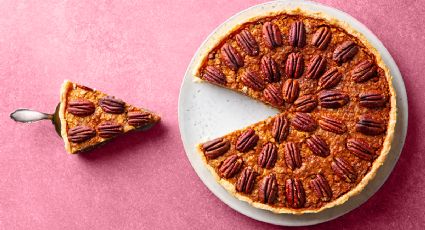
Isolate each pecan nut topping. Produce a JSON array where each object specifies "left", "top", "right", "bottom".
[
  {"left": 259, "top": 174, "right": 278, "bottom": 204},
  {"left": 310, "top": 174, "right": 332, "bottom": 202},
  {"left": 68, "top": 99, "right": 95, "bottom": 116},
  {"left": 261, "top": 55, "right": 280, "bottom": 83},
  {"left": 236, "top": 128, "right": 259, "bottom": 152},
  {"left": 346, "top": 138, "right": 375, "bottom": 161},
  {"left": 305, "top": 55, "right": 327, "bottom": 79},
  {"left": 263, "top": 84, "right": 284, "bottom": 106},
  {"left": 312, "top": 27, "right": 332, "bottom": 50},
  {"left": 351, "top": 60, "right": 377, "bottom": 83},
  {"left": 359, "top": 91, "right": 386, "bottom": 108},
  {"left": 333, "top": 41, "right": 358, "bottom": 64},
  {"left": 203, "top": 66, "right": 227, "bottom": 85},
  {"left": 289, "top": 21, "right": 306, "bottom": 47},
  {"left": 293, "top": 95, "right": 317, "bottom": 112},
  {"left": 236, "top": 167, "right": 257, "bottom": 194},
  {"left": 356, "top": 115, "right": 386, "bottom": 135},
  {"left": 285, "top": 178, "right": 306, "bottom": 209},
  {"left": 241, "top": 70, "right": 265, "bottom": 91},
  {"left": 128, "top": 111, "right": 151, "bottom": 127},
  {"left": 306, "top": 134, "right": 330, "bottom": 157},
  {"left": 68, "top": 126, "right": 96, "bottom": 143},
  {"left": 272, "top": 115, "right": 289, "bottom": 143},
  {"left": 258, "top": 143, "right": 278, "bottom": 169},
  {"left": 291, "top": 112, "right": 317, "bottom": 132},
  {"left": 262, "top": 22, "right": 282, "bottom": 49},
  {"left": 318, "top": 67, "right": 342, "bottom": 89},
  {"left": 97, "top": 122, "right": 123, "bottom": 138},
  {"left": 220, "top": 43, "right": 244, "bottom": 71},
  {"left": 219, "top": 155, "right": 243, "bottom": 179},
  {"left": 319, "top": 116, "right": 347, "bottom": 134},
  {"left": 285, "top": 53, "right": 304, "bottom": 79},
  {"left": 202, "top": 137, "right": 231, "bottom": 159},
  {"left": 284, "top": 142, "right": 302, "bottom": 170},
  {"left": 331, "top": 157, "right": 357, "bottom": 183},
  {"left": 236, "top": 30, "right": 259, "bottom": 56},
  {"left": 282, "top": 79, "right": 300, "bottom": 103},
  {"left": 99, "top": 96, "right": 125, "bottom": 114},
  {"left": 318, "top": 90, "right": 349, "bottom": 108}
]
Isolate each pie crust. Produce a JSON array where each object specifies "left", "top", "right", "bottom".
[{"left": 194, "top": 9, "right": 396, "bottom": 214}]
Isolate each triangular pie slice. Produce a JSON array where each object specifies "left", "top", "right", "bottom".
[
  {"left": 58, "top": 80, "right": 160, "bottom": 154},
  {"left": 194, "top": 9, "right": 396, "bottom": 214}
]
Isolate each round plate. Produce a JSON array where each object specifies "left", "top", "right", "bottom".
[{"left": 178, "top": 0, "right": 408, "bottom": 226}]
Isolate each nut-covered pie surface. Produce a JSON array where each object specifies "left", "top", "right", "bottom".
[
  {"left": 59, "top": 80, "right": 160, "bottom": 154},
  {"left": 194, "top": 9, "right": 396, "bottom": 214}
]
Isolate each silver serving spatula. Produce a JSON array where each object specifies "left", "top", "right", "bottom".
[{"left": 10, "top": 104, "right": 62, "bottom": 136}]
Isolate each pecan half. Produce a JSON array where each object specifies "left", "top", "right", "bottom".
[
  {"left": 318, "top": 90, "right": 349, "bottom": 108},
  {"left": 220, "top": 43, "right": 244, "bottom": 71},
  {"left": 261, "top": 55, "right": 280, "bottom": 82},
  {"left": 272, "top": 115, "right": 289, "bottom": 143},
  {"left": 241, "top": 70, "right": 265, "bottom": 91},
  {"left": 359, "top": 91, "right": 386, "bottom": 108},
  {"left": 219, "top": 155, "right": 243, "bottom": 178},
  {"left": 352, "top": 60, "right": 377, "bottom": 83},
  {"left": 128, "top": 111, "right": 151, "bottom": 127},
  {"left": 291, "top": 112, "right": 317, "bottom": 132},
  {"left": 319, "top": 116, "right": 347, "bottom": 134},
  {"left": 284, "top": 142, "right": 301, "bottom": 170},
  {"left": 333, "top": 41, "right": 358, "bottom": 64},
  {"left": 263, "top": 84, "right": 284, "bottom": 106},
  {"left": 203, "top": 66, "right": 227, "bottom": 85},
  {"left": 99, "top": 96, "right": 125, "bottom": 114},
  {"left": 356, "top": 115, "right": 386, "bottom": 135},
  {"left": 293, "top": 95, "right": 317, "bottom": 112},
  {"left": 318, "top": 67, "right": 342, "bottom": 89},
  {"left": 235, "top": 30, "right": 259, "bottom": 56},
  {"left": 201, "top": 137, "right": 231, "bottom": 159},
  {"left": 305, "top": 55, "right": 327, "bottom": 79},
  {"left": 289, "top": 21, "right": 306, "bottom": 47},
  {"left": 258, "top": 143, "right": 278, "bottom": 169},
  {"left": 310, "top": 174, "right": 332, "bottom": 202},
  {"left": 97, "top": 122, "right": 123, "bottom": 138},
  {"left": 259, "top": 174, "right": 278, "bottom": 204},
  {"left": 306, "top": 134, "right": 330, "bottom": 157},
  {"left": 331, "top": 157, "right": 357, "bottom": 183},
  {"left": 285, "top": 178, "right": 306, "bottom": 209},
  {"left": 285, "top": 53, "right": 304, "bottom": 79},
  {"left": 263, "top": 22, "right": 282, "bottom": 49},
  {"left": 68, "top": 99, "right": 95, "bottom": 116},
  {"left": 282, "top": 79, "right": 300, "bottom": 103},
  {"left": 312, "top": 27, "right": 332, "bottom": 50},
  {"left": 236, "top": 129, "right": 259, "bottom": 152},
  {"left": 236, "top": 167, "right": 257, "bottom": 194},
  {"left": 347, "top": 138, "right": 375, "bottom": 161},
  {"left": 68, "top": 126, "right": 96, "bottom": 143}
]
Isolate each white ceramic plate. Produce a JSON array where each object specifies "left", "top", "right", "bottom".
[{"left": 178, "top": 0, "right": 408, "bottom": 226}]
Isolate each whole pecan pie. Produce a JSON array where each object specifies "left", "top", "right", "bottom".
[
  {"left": 194, "top": 9, "right": 396, "bottom": 214},
  {"left": 59, "top": 80, "right": 160, "bottom": 154}
]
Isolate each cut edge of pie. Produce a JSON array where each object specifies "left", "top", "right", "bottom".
[
  {"left": 59, "top": 80, "right": 161, "bottom": 154},
  {"left": 193, "top": 8, "right": 397, "bottom": 214}
]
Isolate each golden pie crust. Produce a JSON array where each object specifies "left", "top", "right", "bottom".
[
  {"left": 194, "top": 9, "right": 396, "bottom": 214},
  {"left": 59, "top": 80, "right": 160, "bottom": 154}
]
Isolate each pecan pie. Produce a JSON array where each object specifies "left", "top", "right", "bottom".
[
  {"left": 194, "top": 9, "right": 396, "bottom": 214},
  {"left": 59, "top": 80, "right": 160, "bottom": 154}
]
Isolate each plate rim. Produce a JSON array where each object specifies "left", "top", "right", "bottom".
[{"left": 178, "top": 0, "right": 408, "bottom": 226}]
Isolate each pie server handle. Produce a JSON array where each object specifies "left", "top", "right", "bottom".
[{"left": 10, "top": 104, "right": 62, "bottom": 136}]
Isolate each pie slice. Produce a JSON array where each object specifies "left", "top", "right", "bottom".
[
  {"left": 58, "top": 80, "right": 160, "bottom": 154},
  {"left": 194, "top": 9, "right": 396, "bottom": 214}
]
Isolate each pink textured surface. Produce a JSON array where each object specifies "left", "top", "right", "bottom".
[{"left": 0, "top": 0, "right": 423, "bottom": 229}]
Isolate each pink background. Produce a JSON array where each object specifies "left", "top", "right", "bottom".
[{"left": 0, "top": 0, "right": 423, "bottom": 229}]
